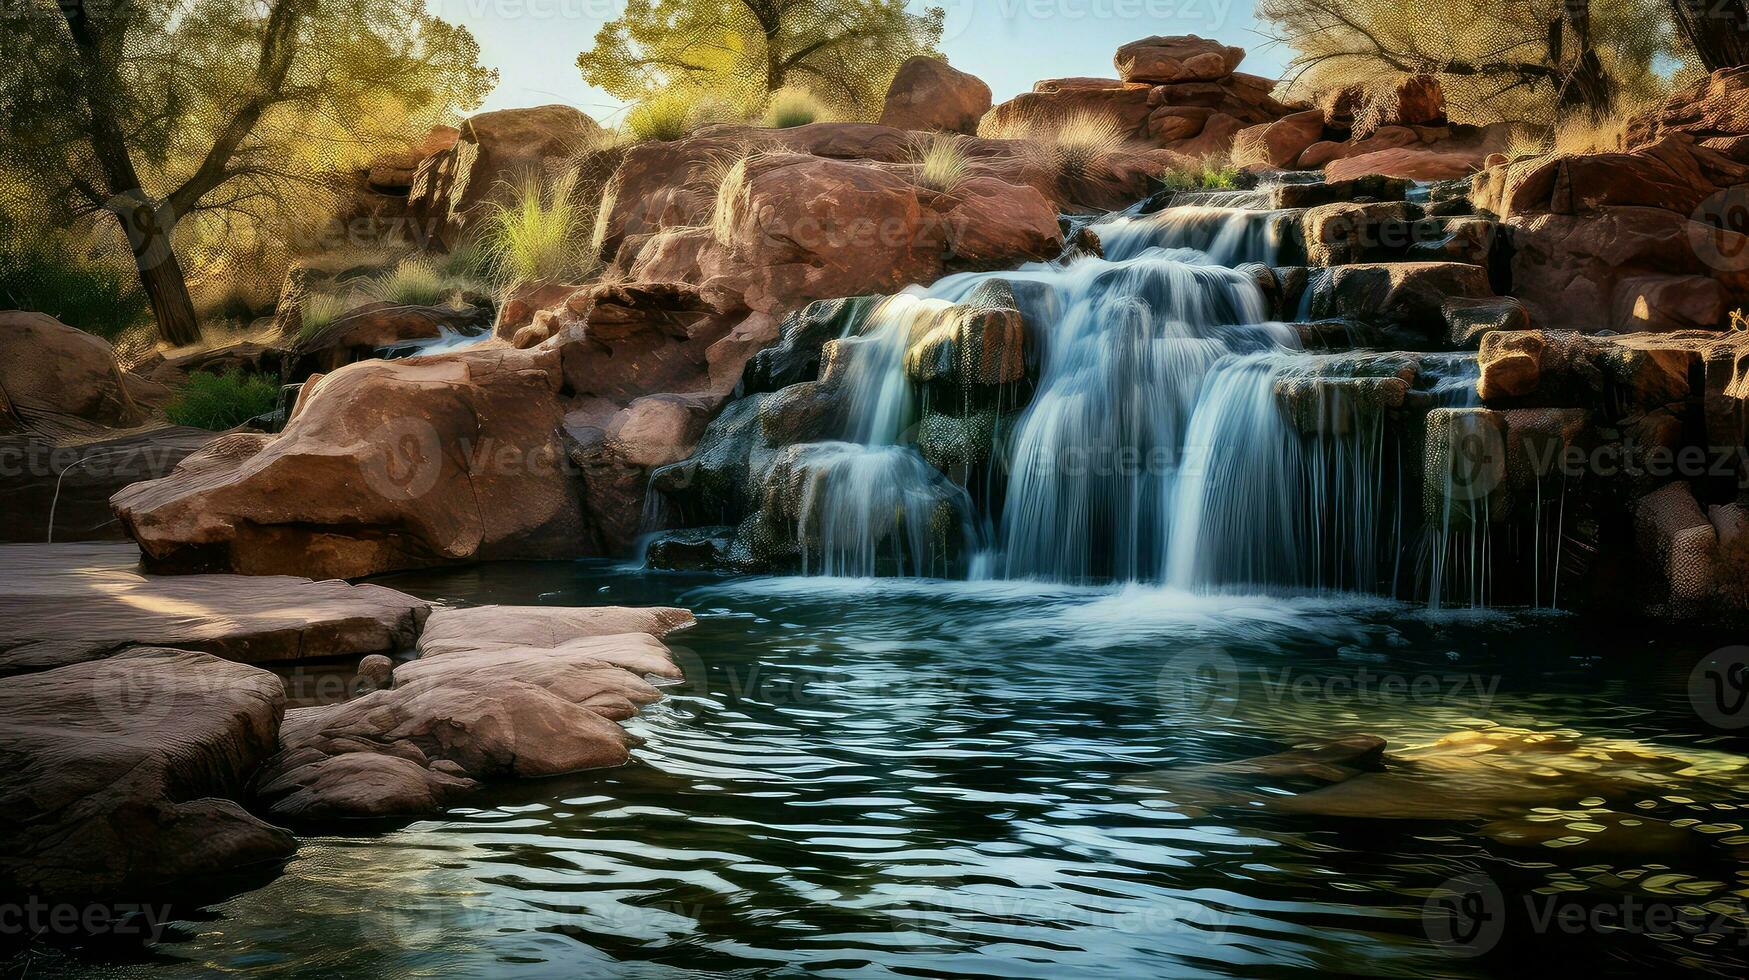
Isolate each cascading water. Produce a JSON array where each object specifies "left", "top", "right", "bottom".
[{"left": 744, "top": 197, "right": 1545, "bottom": 606}]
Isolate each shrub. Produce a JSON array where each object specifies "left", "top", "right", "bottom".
[
  {"left": 164, "top": 369, "right": 281, "bottom": 431},
  {"left": 625, "top": 89, "right": 700, "bottom": 142},
  {"left": 364, "top": 257, "right": 472, "bottom": 307},
  {"left": 763, "top": 87, "right": 826, "bottom": 129},
  {"left": 710, "top": 154, "right": 757, "bottom": 248},
  {"left": 623, "top": 88, "right": 743, "bottom": 142},
  {"left": 909, "top": 133, "right": 976, "bottom": 193},
  {"left": 296, "top": 293, "right": 354, "bottom": 343},
  {"left": 1158, "top": 156, "right": 1242, "bottom": 193},
  {"left": 479, "top": 167, "right": 596, "bottom": 290},
  {"left": 0, "top": 238, "right": 150, "bottom": 341},
  {"left": 983, "top": 109, "right": 1130, "bottom": 180}
]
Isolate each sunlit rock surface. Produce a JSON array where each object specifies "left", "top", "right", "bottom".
[{"left": 0, "top": 542, "right": 427, "bottom": 676}]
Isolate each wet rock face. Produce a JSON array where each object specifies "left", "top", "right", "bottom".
[
  {"left": 879, "top": 56, "right": 992, "bottom": 135},
  {"left": 1303, "top": 262, "right": 1493, "bottom": 345},
  {"left": 113, "top": 345, "right": 588, "bottom": 579},
  {"left": 254, "top": 606, "right": 691, "bottom": 820},
  {"left": 0, "top": 648, "right": 295, "bottom": 900}
]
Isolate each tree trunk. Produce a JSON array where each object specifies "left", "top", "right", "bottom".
[
  {"left": 1671, "top": 0, "right": 1749, "bottom": 71},
  {"left": 110, "top": 195, "right": 202, "bottom": 347}
]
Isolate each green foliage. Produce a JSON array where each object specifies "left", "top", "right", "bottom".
[
  {"left": 296, "top": 293, "right": 355, "bottom": 344},
  {"left": 480, "top": 168, "right": 597, "bottom": 290},
  {"left": 624, "top": 87, "right": 743, "bottom": 141},
  {"left": 763, "top": 87, "right": 828, "bottom": 128},
  {"left": 1158, "top": 158, "right": 1242, "bottom": 193},
  {"left": 578, "top": 0, "right": 942, "bottom": 119},
  {"left": 983, "top": 110, "right": 1131, "bottom": 180},
  {"left": 365, "top": 257, "right": 472, "bottom": 307},
  {"left": 0, "top": 235, "right": 150, "bottom": 342},
  {"left": 0, "top": 0, "right": 498, "bottom": 339},
  {"left": 164, "top": 370, "right": 282, "bottom": 431},
  {"left": 909, "top": 133, "right": 975, "bottom": 193}
]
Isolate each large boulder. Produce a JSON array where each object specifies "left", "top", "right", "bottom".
[
  {"left": 1473, "top": 139, "right": 1745, "bottom": 221},
  {"left": 879, "top": 56, "right": 992, "bottom": 135},
  {"left": 984, "top": 52, "right": 1292, "bottom": 161},
  {"left": 1115, "top": 35, "right": 1244, "bottom": 84},
  {"left": 113, "top": 345, "right": 588, "bottom": 579},
  {"left": 1233, "top": 109, "right": 1326, "bottom": 168},
  {"left": 407, "top": 105, "right": 604, "bottom": 246},
  {"left": 1626, "top": 65, "right": 1749, "bottom": 157},
  {"left": 0, "top": 648, "right": 295, "bottom": 901},
  {"left": 0, "top": 311, "right": 150, "bottom": 435}
]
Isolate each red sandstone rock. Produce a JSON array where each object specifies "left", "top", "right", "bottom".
[
  {"left": 1115, "top": 35, "right": 1244, "bottom": 84},
  {"left": 880, "top": 56, "right": 992, "bottom": 135}
]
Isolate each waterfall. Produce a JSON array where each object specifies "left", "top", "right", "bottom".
[{"left": 729, "top": 191, "right": 1544, "bottom": 606}]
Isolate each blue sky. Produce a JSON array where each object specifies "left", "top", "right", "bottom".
[{"left": 430, "top": 0, "right": 1289, "bottom": 121}]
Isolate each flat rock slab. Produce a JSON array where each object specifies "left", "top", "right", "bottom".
[
  {"left": 0, "top": 542, "right": 429, "bottom": 676},
  {"left": 0, "top": 648, "right": 296, "bottom": 901},
  {"left": 257, "top": 617, "right": 690, "bottom": 821},
  {"left": 417, "top": 603, "right": 695, "bottom": 656}
]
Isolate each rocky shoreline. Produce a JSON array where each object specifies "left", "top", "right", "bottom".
[{"left": 0, "top": 541, "right": 696, "bottom": 918}]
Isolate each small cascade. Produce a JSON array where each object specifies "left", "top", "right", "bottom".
[
  {"left": 982, "top": 254, "right": 1287, "bottom": 582},
  {"left": 1097, "top": 204, "right": 1293, "bottom": 265},
  {"left": 784, "top": 442, "right": 978, "bottom": 578}
]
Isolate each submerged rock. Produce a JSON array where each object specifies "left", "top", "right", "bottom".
[
  {"left": 0, "top": 648, "right": 296, "bottom": 900},
  {"left": 254, "top": 615, "right": 688, "bottom": 820}
]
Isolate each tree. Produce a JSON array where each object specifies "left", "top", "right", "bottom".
[
  {"left": 578, "top": 0, "right": 944, "bottom": 117},
  {"left": 1669, "top": 0, "right": 1749, "bottom": 70},
  {"left": 0, "top": 1, "right": 494, "bottom": 345},
  {"left": 1258, "top": 0, "right": 1674, "bottom": 128}
]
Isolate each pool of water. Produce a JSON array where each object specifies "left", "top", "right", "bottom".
[{"left": 33, "top": 561, "right": 1749, "bottom": 977}]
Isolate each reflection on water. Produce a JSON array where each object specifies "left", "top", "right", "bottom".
[{"left": 42, "top": 562, "right": 1749, "bottom": 978}]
